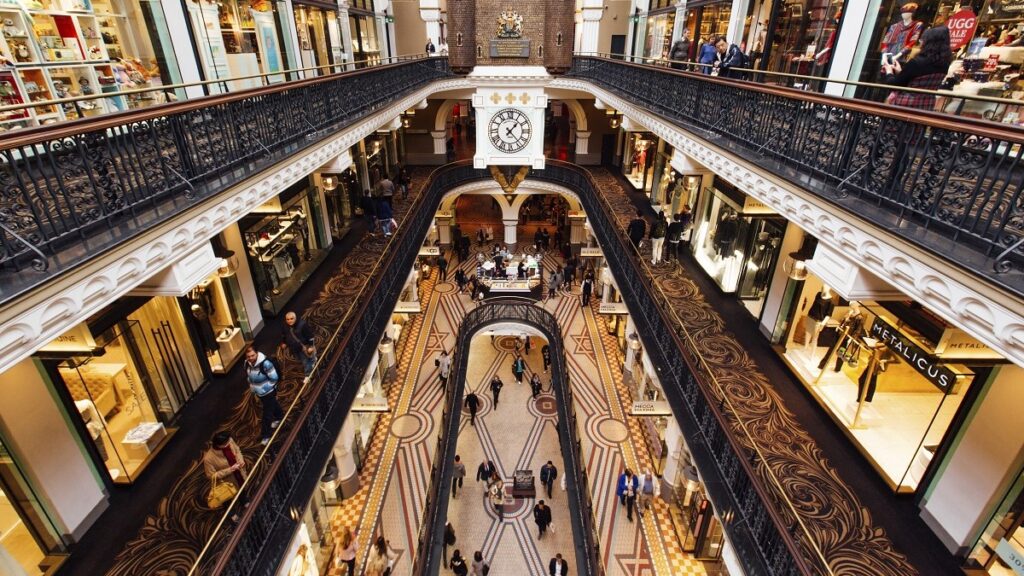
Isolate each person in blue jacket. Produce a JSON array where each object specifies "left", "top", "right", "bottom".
[
  {"left": 616, "top": 468, "right": 640, "bottom": 522},
  {"left": 698, "top": 35, "right": 720, "bottom": 74},
  {"left": 244, "top": 346, "right": 284, "bottom": 445}
]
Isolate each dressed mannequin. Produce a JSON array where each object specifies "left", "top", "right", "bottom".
[
  {"left": 713, "top": 212, "right": 739, "bottom": 258},
  {"left": 858, "top": 346, "right": 896, "bottom": 403},
  {"left": 820, "top": 301, "right": 866, "bottom": 372},
  {"left": 191, "top": 304, "right": 219, "bottom": 353},
  {"left": 751, "top": 232, "right": 777, "bottom": 292},
  {"left": 632, "top": 143, "right": 647, "bottom": 177},
  {"left": 802, "top": 285, "right": 834, "bottom": 353},
  {"left": 881, "top": 2, "right": 923, "bottom": 63}
]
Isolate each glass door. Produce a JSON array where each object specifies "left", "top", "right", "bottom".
[{"left": 0, "top": 438, "right": 65, "bottom": 575}]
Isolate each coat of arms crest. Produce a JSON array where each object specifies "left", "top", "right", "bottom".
[{"left": 496, "top": 9, "right": 523, "bottom": 38}]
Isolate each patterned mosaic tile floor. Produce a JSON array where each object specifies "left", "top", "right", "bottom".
[{"left": 327, "top": 251, "right": 708, "bottom": 575}]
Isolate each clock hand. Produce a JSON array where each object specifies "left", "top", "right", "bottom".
[{"left": 505, "top": 125, "right": 517, "bottom": 137}]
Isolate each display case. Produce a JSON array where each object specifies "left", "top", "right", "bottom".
[{"left": 0, "top": 0, "right": 178, "bottom": 127}]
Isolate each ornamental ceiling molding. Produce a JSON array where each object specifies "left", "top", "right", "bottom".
[
  {"left": 0, "top": 79, "right": 469, "bottom": 374},
  {"left": 555, "top": 79, "right": 1024, "bottom": 368}
]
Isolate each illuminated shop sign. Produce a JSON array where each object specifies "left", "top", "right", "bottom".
[{"left": 869, "top": 317, "right": 957, "bottom": 393}]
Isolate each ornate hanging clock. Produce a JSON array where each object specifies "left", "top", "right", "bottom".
[{"left": 487, "top": 108, "right": 532, "bottom": 154}]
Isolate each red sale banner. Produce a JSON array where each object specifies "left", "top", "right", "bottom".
[{"left": 946, "top": 8, "right": 979, "bottom": 51}]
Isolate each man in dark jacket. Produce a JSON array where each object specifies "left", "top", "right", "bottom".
[
  {"left": 627, "top": 210, "right": 647, "bottom": 248},
  {"left": 668, "top": 29, "right": 691, "bottom": 70},
  {"left": 465, "top": 392, "right": 480, "bottom": 426},
  {"left": 533, "top": 500, "right": 552, "bottom": 539},
  {"left": 540, "top": 461, "right": 558, "bottom": 498},
  {"left": 716, "top": 38, "right": 749, "bottom": 79},
  {"left": 666, "top": 213, "right": 684, "bottom": 263},
  {"left": 280, "top": 311, "right": 316, "bottom": 376}
]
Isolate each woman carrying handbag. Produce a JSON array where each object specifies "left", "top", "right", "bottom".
[{"left": 203, "top": 431, "right": 247, "bottom": 521}]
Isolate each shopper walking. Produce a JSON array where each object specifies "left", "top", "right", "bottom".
[
  {"left": 465, "top": 392, "right": 480, "bottom": 426},
  {"left": 637, "top": 468, "right": 661, "bottom": 517},
  {"left": 365, "top": 536, "right": 396, "bottom": 576},
  {"left": 650, "top": 211, "right": 668, "bottom": 265},
  {"left": 669, "top": 29, "right": 691, "bottom": 70},
  {"left": 203, "top": 430, "right": 247, "bottom": 520},
  {"left": 450, "top": 550, "right": 468, "bottom": 576},
  {"left": 244, "top": 346, "right": 284, "bottom": 445},
  {"left": 455, "top": 268, "right": 467, "bottom": 293},
  {"left": 542, "top": 344, "right": 551, "bottom": 373},
  {"left": 452, "top": 455, "right": 467, "bottom": 497},
  {"left": 334, "top": 526, "right": 357, "bottom": 575},
  {"left": 438, "top": 253, "right": 449, "bottom": 281},
  {"left": 533, "top": 499, "right": 552, "bottom": 539},
  {"left": 627, "top": 210, "right": 647, "bottom": 249},
  {"left": 489, "top": 479, "right": 505, "bottom": 516},
  {"left": 549, "top": 553, "right": 569, "bottom": 575},
  {"left": 477, "top": 459, "right": 497, "bottom": 483},
  {"left": 437, "top": 350, "right": 452, "bottom": 388},
  {"left": 581, "top": 275, "right": 593, "bottom": 306},
  {"left": 617, "top": 468, "right": 639, "bottom": 522},
  {"left": 471, "top": 551, "right": 489, "bottom": 576},
  {"left": 443, "top": 522, "right": 457, "bottom": 567},
  {"left": 489, "top": 375, "right": 504, "bottom": 407},
  {"left": 540, "top": 461, "right": 558, "bottom": 498},
  {"left": 280, "top": 311, "right": 316, "bottom": 376},
  {"left": 512, "top": 354, "right": 526, "bottom": 384},
  {"left": 666, "top": 213, "right": 684, "bottom": 264},
  {"left": 530, "top": 373, "right": 543, "bottom": 399}
]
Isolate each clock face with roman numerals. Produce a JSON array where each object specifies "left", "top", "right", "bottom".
[{"left": 488, "top": 108, "right": 532, "bottom": 154}]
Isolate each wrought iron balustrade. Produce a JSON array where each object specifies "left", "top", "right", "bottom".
[
  {"left": 416, "top": 298, "right": 601, "bottom": 576},
  {"left": 0, "top": 57, "right": 451, "bottom": 303},
  {"left": 202, "top": 161, "right": 822, "bottom": 576},
  {"left": 568, "top": 56, "right": 1024, "bottom": 296}
]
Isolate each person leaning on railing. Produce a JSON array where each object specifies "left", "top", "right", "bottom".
[
  {"left": 669, "top": 30, "right": 692, "bottom": 71},
  {"left": 881, "top": 26, "right": 953, "bottom": 110}
]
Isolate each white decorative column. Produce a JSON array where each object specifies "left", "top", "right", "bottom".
[
  {"left": 378, "top": 325, "right": 397, "bottom": 380},
  {"left": 726, "top": 0, "right": 749, "bottom": 46},
  {"left": 332, "top": 416, "right": 360, "bottom": 497},
  {"left": 431, "top": 130, "right": 447, "bottom": 156},
  {"left": 159, "top": 0, "right": 205, "bottom": 98},
  {"left": 623, "top": 317, "right": 640, "bottom": 375},
  {"left": 660, "top": 417, "right": 684, "bottom": 493},
  {"left": 356, "top": 140, "right": 371, "bottom": 193},
  {"left": 601, "top": 265, "right": 614, "bottom": 303},
  {"left": 570, "top": 213, "right": 587, "bottom": 246},
  {"left": 671, "top": 1, "right": 687, "bottom": 43},
  {"left": 574, "top": 130, "right": 591, "bottom": 160},
  {"left": 338, "top": 1, "right": 354, "bottom": 70},
  {"left": 419, "top": 0, "right": 441, "bottom": 48},
  {"left": 502, "top": 219, "right": 518, "bottom": 250},
  {"left": 578, "top": 0, "right": 605, "bottom": 54}
]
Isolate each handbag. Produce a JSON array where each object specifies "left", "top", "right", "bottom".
[{"left": 207, "top": 476, "right": 237, "bottom": 508}]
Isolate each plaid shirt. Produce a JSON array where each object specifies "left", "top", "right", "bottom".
[{"left": 886, "top": 72, "right": 945, "bottom": 110}]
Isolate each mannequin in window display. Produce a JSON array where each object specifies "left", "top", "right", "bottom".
[
  {"left": 712, "top": 211, "right": 739, "bottom": 259},
  {"left": 802, "top": 285, "right": 834, "bottom": 354},
  {"left": 631, "top": 142, "right": 648, "bottom": 178},
  {"left": 819, "top": 301, "right": 866, "bottom": 372},
  {"left": 190, "top": 304, "right": 219, "bottom": 353},
  {"left": 858, "top": 346, "right": 897, "bottom": 403},
  {"left": 881, "top": 2, "right": 924, "bottom": 63},
  {"left": 750, "top": 232, "right": 777, "bottom": 294}
]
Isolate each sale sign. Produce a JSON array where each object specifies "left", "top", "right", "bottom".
[{"left": 946, "top": 8, "right": 979, "bottom": 51}]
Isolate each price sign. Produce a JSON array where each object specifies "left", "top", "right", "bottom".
[{"left": 946, "top": 8, "right": 978, "bottom": 51}]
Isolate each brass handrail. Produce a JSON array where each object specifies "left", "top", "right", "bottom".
[
  {"left": 577, "top": 50, "right": 1024, "bottom": 109},
  {"left": 0, "top": 53, "right": 433, "bottom": 114}
]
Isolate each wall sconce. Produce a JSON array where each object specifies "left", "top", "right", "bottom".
[
  {"left": 401, "top": 115, "right": 411, "bottom": 128},
  {"left": 321, "top": 174, "right": 338, "bottom": 191},
  {"left": 505, "top": 193, "right": 515, "bottom": 205},
  {"left": 783, "top": 251, "right": 808, "bottom": 281},
  {"left": 609, "top": 113, "right": 622, "bottom": 129},
  {"left": 628, "top": 332, "right": 642, "bottom": 351}
]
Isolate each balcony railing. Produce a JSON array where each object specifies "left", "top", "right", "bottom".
[
  {"left": 0, "top": 56, "right": 451, "bottom": 304},
  {"left": 568, "top": 55, "right": 1024, "bottom": 297}
]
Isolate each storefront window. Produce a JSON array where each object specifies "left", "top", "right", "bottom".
[
  {"left": 54, "top": 320, "right": 182, "bottom": 483},
  {"left": 621, "top": 132, "right": 657, "bottom": 193},
  {"left": 243, "top": 182, "right": 330, "bottom": 315},
  {"left": 0, "top": 0, "right": 181, "bottom": 128},
  {"left": 851, "top": 0, "right": 1024, "bottom": 124},
  {"left": 187, "top": 0, "right": 291, "bottom": 90},
  {"left": 644, "top": 10, "right": 677, "bottom": 59},
  {"left": 687, "top": 1, "right": 732, "bottom": 50},
  {"left": 966, "top": 466, "right": 1024, "bottom": 575},
  {"left": 349, "top": 11, "right": 380, "bottom": 67},
  {"left": 778, "top": 273, "right": 982, "bottom": 492},
  {"left": 668, "top": 463, "right": 727, "bottom": 561},
  {"left": 185, "top": 270, "right": 252, "bottom": 374},
  {"left": 690, "top": 180, "right": 785, "bottom": 296},
  {"left": 0, "top": 437, "right": 66, "bottom": 575},
  {"left": 761, "top": 0, "right": 846, "bottom": 81},
  {"left": 293, "top": 3, "right": 339, "bottom": 74}
]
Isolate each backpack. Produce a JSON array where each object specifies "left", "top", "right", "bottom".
[
  {"left": 652, "top": 219, "right": 667, "bottom": 238},
  {"left": 259, "top": 356, "right": 284, "bottom": 380}
]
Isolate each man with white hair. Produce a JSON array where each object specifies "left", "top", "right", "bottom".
[
  {"left": 280, "top": 311, "right": 316, "bottom": 376},
  {"left": 637, "top": 468, "right": 661, "bottom": 518}
]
